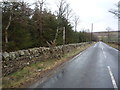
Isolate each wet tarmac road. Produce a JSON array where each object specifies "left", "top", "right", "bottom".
[{"left": 31, "top": 42, "right": 119, "bottom": 88}]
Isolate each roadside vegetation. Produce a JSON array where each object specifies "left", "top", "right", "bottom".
[
  {"left": 1, "top": 0, "right": 98, "bottom": 88},
  {"left": 2, "top": 0, "right": 98, "bottom": 52},
  {"left": 107, "top": 43, "right": 120, "bottom": 50},
  {"left": 2, "top": 42, "right": 95, "bottom": 88}
]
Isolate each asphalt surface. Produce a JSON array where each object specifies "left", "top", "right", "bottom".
[{"left": 32, "top": 42, "right": 119, "bottom": 88}]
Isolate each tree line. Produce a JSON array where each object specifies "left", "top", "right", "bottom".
[{"left": 1, "top": 0, "right": 97, "bottom": 52}]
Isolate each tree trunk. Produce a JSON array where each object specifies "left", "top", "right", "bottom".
[
  {"left": 4, "top": 15, "right": 12, "bottom": 50},
  {"left": 46, "top": 27, "right": 59, "bottom": 48},
  {"left": 54, "top": 27, "right": 59, "bottom": 43}
]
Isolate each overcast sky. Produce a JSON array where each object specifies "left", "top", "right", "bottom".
[
  {"left": 49, "top": 0, "right": 119, "bottom": 32},
  {"left": 24, "top": 0, "right": 119, "bottom": 32}
]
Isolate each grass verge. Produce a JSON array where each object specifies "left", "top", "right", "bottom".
[
  {"left": 2, "top": 42, "right": 95, "bottom": 88},
  {"left": 107, "top": 43, "right": 120, "bottom": 50}
]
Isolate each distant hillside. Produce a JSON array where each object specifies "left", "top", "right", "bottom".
[{"left": 93, "top": 31, "right": 120, "bottom": 42}]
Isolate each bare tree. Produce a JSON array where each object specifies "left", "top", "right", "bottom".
[
  {"left": 109, "top": 1, "right": 120, "bottom": 19},
  {"left": 46, "top": 0, "right": 73, "bottom": 48},
  {"left": 2, "top": 1, "right": 32, "bottom": 50},
  {"left": 65, "top": 4, "right": 73, "bottom": 21},
  {"left": 106, "top": 27, "right": 112, "bottom": 42},
  {"left": 2, "top": 2, "right": 13, "bottom": 49},
  {"left": 47, "top": 0, "right": 69, "bottom": 47},
  {"left": 74, "top": 15, "right": 79, "bottom": 32},
  {"left": 56, "top": 0, "right": 67, "bottom": 18},
  {"left": 46, "top": 27, "right": 59, "bottom": 47},
  {"left": 34, "top": 0, "right": 46, "bottom": 40}
]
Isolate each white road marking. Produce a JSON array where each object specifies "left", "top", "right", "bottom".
[
  {"left": 103, "top": 51, "right": 106, "bottom": 59},
  {"left": 101, "top": 46, "right": 104, "bottom": 50},
  {"left": 107, "top": 66, "right": 118, "bottom": 89},
  {"left": 102, "top": 47, "right": 106, "bottom": 59}
]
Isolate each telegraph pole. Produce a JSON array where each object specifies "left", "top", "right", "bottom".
[
  {"left": 91, "top": 23, "right": 93, "bottom": 42},
  {"left": 63, "top": 27, "right": 65, "bottom": 54},
  {"left": 63, "top": 27, "right": 65, "bottom": 46},
  {"left": 106, "top": 27, "right": 111, "bottom": 43}
]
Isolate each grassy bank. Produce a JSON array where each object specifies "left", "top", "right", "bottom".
[
  {"left": 2, "top": 42, "right": 95, "bottom": 88},
  {"left": 107, "top": 43, "right": 120, "bottom": 50}
]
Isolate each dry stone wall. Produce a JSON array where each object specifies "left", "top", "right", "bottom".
[{"left": 2, "top": 42, "right": 90, "bottom": 76}]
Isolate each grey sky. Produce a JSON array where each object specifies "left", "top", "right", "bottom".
[
  {"left": 70, "top": 0, "right": 119, "bottom": 32},
  {"left": 5, "top": 0, "right": 119, "bottom": 32},
  {"left": 47, "top": 0, "right": 119, "bottom": 32}
]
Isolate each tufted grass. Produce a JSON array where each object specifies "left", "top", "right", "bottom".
[
  {"left": 2, "top": 42, "right": 95, "bottom": 88},
  {"left": 106, "top": 43, "right": 120, "bottom": 50}
]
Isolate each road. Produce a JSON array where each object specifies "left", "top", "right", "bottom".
[{"left": 31, "top": 42, "right": 119, "bottom": 88}]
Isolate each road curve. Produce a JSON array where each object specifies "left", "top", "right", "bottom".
[{"left": 31, "top": 42, "right": 119, "bottom": 88}]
